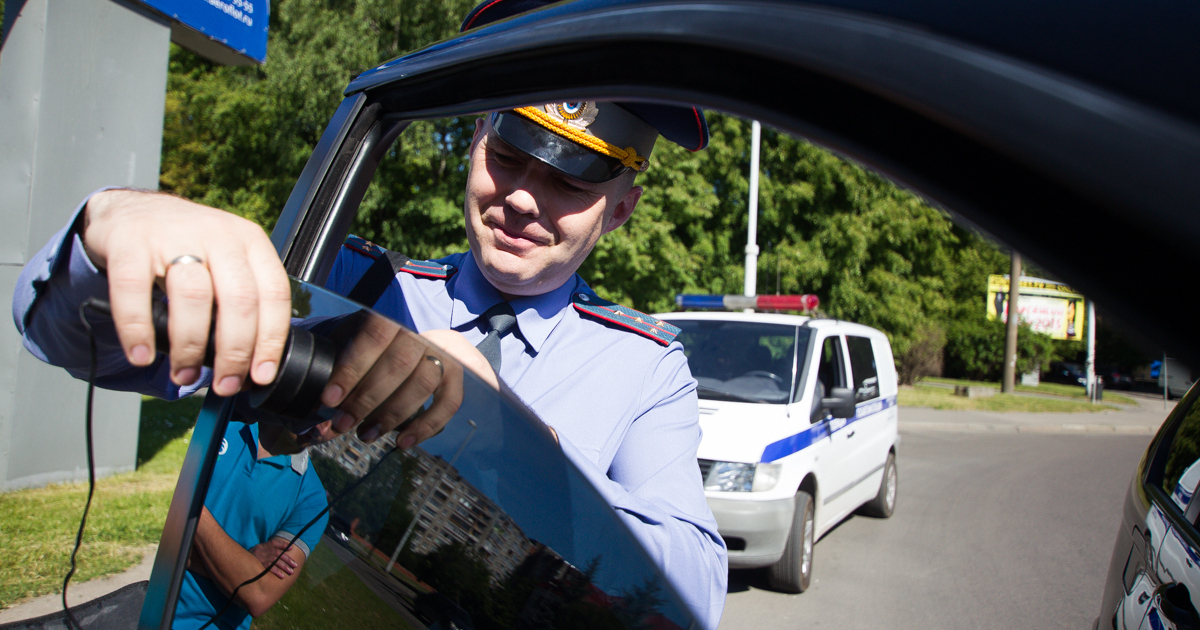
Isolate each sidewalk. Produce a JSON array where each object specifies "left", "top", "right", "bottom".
[
  {"left": 0, "top": 546, "right": 156, "bottom": 625},
  {"left": 900, "top": 390, "right": 1177, "bottom": 435}
]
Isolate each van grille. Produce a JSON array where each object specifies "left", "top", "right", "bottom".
[{"left": 698, "top": 459, "right": 714, "bottom": 482}]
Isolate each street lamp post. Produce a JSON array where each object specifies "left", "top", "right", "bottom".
[{"left": 743, "top": 120, "right": 761, "bottom": 312}]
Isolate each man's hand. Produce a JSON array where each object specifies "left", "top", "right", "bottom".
[
  {"left": 84, "top": 189, "right": 291, "bottom": 397},
  {"left": 319, "top": 315, "right": 502, "bottom": 447},
  {"left": 251, "top": 538, "right": 298, "bottom": 579},
  {"left": 84, "top": 190, "right": 466, "bottom": 449}
]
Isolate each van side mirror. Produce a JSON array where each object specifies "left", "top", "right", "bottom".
[{"left": 823, "top": 387, "right": 857, "bottom": 419}]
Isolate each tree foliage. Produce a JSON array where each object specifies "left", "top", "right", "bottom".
[{"left": 160, "top": 0, "right": 1064, "bottom": 378}]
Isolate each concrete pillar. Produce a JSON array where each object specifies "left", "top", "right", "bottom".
[{"left": 0, "top": 0, "right": 171, "bottom": 489}]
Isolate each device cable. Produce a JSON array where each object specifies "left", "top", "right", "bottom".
[{"left": 61, "top": 300, "right": 105, "bottom": 629}]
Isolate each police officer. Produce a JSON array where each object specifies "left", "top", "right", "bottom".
[{"left": 12, "top": 1, "right": 728, "bottom": 626}]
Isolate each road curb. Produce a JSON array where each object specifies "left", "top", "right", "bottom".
[{"left": 900, "top": 421, "right": 1160, "bottom": 435}]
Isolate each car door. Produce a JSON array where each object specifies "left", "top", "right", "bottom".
[
  {"left": 839, "top": 334, "right": 889, "bottom": 508},
  {"left": 139, "top": 280, "right": 701, "bottom": 630},
  {"left": 811, "top": 332, "right": 859, "bottom": 525},
  {"left": 1112, "top": 391, "right": 1200, "bottom": 629}
]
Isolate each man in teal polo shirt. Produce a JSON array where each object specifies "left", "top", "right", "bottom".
[{"left": 176, "top": 419, "right": 332, "bottom": 629}]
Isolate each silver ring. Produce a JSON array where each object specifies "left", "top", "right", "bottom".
[
  {"left": 168, "top": 255, "right": 205, "bottom": 268},
  {"left": 424, "top": 355, "right": 444, "bottom": 379}
]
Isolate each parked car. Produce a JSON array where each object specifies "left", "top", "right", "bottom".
[
  {"left": 659, "top": 312, "right": 899, "bottom": 593},
  {"left": 1160, "top": 359, "right": 1195, "bottom": 400},
  {"left": 1098, "top": 365, "right": 1134, "bottom": 391},
  {"left": 1097, "top": 383, "right": 1200, "bottom": 629},
  {"left": 1047, "top": 361, "right": 1088, "bottom": 388}
]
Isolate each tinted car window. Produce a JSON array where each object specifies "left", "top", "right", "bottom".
[
  {"left": 173, "top": 280, "right": 696, "bottom": 630},
  {"left": 675, "top": 320, "right": 805, "bottom": 404},
  {"left": 846, "top": 336, "right": 879, "bottom": 403},
  {"left": 1154, "top": 399, "right": 1200, "bottom": 517},
  {"left": 817, "top": 335, "right": 846, "bottom": 395}
]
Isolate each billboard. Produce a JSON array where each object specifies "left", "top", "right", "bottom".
[
  {"left": 137, "top": 0, "right": 269, "bottom": 64},
  {"left": 987, "top": 275, "right": 1085, "bottom": 341}
]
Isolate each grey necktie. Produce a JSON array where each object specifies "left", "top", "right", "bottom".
[{"left": 475, "top": 302, "right": 517, "bottom": 373}]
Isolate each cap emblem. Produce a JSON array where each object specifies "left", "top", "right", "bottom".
[{"left": 548, "top": 102, "right": 599, "bottom": 130}]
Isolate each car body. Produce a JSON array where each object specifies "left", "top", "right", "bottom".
[
  {"left": 1160, "top": 360, "right": 1195, "bottom": 400},
  {"left": 659, "top": 311, "right": 899, "bottom": 592},
  {"left": 1098, "top": 365, "right": 1134, "bottom": 391},
  {"left": 1047, "top": 361, "right": 1089, "bottom": 388},
  {"left": 1098, "top": 382, "right": 1200, "bottom": 630},
  {"left": 108, "top": 0, "right": 1197, "bottom": 628}
]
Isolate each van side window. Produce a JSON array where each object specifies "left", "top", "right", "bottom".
[
  {"left": 817, "top": 336, "right": 846, "bottom": 394},
  {"left": 847, "top": 336, "right": 879, "bottom": 402}
]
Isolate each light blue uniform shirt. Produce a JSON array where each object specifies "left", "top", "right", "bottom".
[{"left": 12, "top": 193, "right": 728, "bottom": 629}]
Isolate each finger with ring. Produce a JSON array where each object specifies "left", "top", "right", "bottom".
[
  {"left": 169, "top": 254, "right": 205, "bottom": 268},
  {"left": 424, "top": 355, "right": 444, "bottom": 379}
]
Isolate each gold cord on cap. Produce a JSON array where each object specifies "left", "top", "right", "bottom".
[{"left": 513, "top": 106, "right": 649, "bottom": 173}]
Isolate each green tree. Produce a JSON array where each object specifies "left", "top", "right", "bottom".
[
  {"left": 161, "top": 10, "right": 1041, "bottom": 379},
  {"left": 161, "top": 0, "right": 476, "bottom": 232}
]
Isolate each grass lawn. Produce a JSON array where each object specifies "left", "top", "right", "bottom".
[
  {"left": 899, "top": 383, "right": 1120, "bottom": 412},
  {"left": 0, "top": 395, "right": 203, "bottom": 609},
  {"left": 921, "top": 376, "right": 1137, "bottom": 406},
  {"left": 253, "top": 544, "right": 415, "bottom": 630}
]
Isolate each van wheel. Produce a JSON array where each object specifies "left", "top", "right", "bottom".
[
  {"left": 859, "top": 453, "right": 897, "bottom": 518},
  {"left": 768, "top": 490, "right": 814, "bottom": 593}
]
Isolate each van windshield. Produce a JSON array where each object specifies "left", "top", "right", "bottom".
[{"left": 674, "top": 320, "right": 808, "bottom": 404}]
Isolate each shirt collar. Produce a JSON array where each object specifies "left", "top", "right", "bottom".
[
  {"left": 448, "top": 252, "right": 579, "bottom": 354},
  {"left": 244, "top": 422, "right": 310, "bottom": 475}
]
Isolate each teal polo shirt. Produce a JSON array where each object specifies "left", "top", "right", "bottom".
[{"left": 174, "top": 421, "right": 329, "bottom": 630}]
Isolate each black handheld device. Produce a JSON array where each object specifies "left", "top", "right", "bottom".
[{"left": 86, "top": 298, "right": 337, "bottom": 422}]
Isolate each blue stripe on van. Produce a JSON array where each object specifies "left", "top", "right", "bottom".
[{"left": 759, "top": 395, "right": 897, "bottom": 463}]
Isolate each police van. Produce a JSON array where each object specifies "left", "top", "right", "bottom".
[{"left": 659, "top": 300, "right": 900, "bottom": 593}]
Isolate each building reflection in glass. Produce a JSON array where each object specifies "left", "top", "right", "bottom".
[{"left": 247, "top": 428, "right": 688, "bottom": 630}]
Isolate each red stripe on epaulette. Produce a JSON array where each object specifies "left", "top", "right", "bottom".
[
  {"left": 571, "top": 291, "right": 679, "bottom": 346},
  {"left": 399, "top": 259, "right": 457, "bottom": 279}
]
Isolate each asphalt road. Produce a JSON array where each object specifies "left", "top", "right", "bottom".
[{"left": 718, "top": 430, "right": 1153, "bottom": 630}]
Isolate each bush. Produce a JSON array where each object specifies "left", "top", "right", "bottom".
[
  {"left": 896, "top": 323, "right": 946, "bottom": 385},
  {"left": 944, "top": 313, "right": 1056, "bottom": 381}
]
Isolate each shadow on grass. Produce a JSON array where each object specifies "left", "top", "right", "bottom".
[{"left": 137, "top": 395, "right": 204, "bottom": 469}]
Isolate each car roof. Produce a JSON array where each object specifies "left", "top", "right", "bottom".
[
  {"left": 656, "top": 311, "right": 812, "bottom": 327},
  {"left": 657, "top": 311, "right": 887, "bottom": 339},
  {"left": 279, "top": 0, "right": 1200, "bottom": 371}
]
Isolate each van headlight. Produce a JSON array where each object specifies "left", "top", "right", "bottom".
[{"left": 703, "top": 462, "right": 782, "bottom": 492}]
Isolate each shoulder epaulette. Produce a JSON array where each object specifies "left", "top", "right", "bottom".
[
  {"left": 343, "top": 235, "right": 458, "bottom": 279},
  {"left": 343, "top": 235, "right": 387, "bottom": 260},
  {"left": 398, "top": 258, "right": 457, "bottom": 279},
  {"left": 571, "top": 290, "right": 680, "bottom": 346}
]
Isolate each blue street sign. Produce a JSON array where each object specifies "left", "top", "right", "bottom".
[{"left": 138, "top": 0, "right": 269, "bottom": 64}]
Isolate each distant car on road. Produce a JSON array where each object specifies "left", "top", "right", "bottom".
[
  {"left": 1046, "top": 361, "right": 1088, "bottom": 388},
  {"left": 658, "top": 310, "right": 899, "bottom": 594},
  {"left": 1098, "top": 365, "right": 1133, "bottom": 390}
]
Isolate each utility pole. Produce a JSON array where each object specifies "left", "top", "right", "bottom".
[
  {"left": 1085, "top": 300, "right": 1097, "bottom": 402},
  {"left": 743, "top": 120, "right": 761, "bottom": 311},
  {"left": 1002, "top": 252, "right": 1021, "bottom": 393}
]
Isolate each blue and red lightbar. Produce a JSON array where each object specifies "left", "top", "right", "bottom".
[{"left": 675, "top": 294, "right": 820, "bottom": 312}]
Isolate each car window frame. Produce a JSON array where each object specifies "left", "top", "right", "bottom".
[{"left": 138, "top": 1, "right": 1200, "bottom": 625}]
